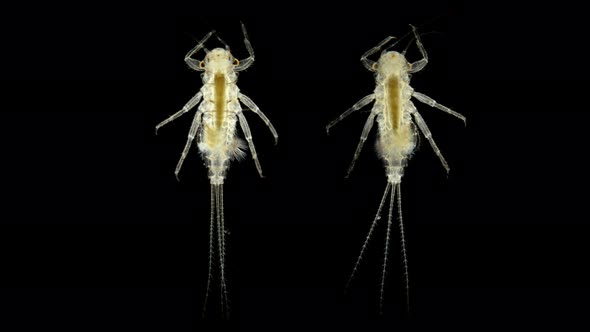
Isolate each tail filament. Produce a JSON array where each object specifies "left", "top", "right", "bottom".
[
  {"left": 347, "top": 182, "right": 410, "bottom": 313},
  {"left": 202, "top": 184, "right": 230, "bottom": 318}
]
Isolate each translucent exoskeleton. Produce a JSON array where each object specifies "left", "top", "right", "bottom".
[
  {"left": 326, "top": 25, "right": 466, "bottom": 313},
  {"left": 156, "top": 23, "right": 278, "bottom": 318}
]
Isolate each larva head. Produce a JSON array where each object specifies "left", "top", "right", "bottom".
[
  {"left": 199, "top": 48, "right": 239, "bottom": 73},
  {"left": 375, "top": 51, "right": 409, "bottom": 76}
]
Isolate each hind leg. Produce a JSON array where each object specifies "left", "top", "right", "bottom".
[
  {"left": 237, "top": 112, "right": 264, "bottom": 177},
  {"left": 174, "top": 110, "right": 203, "bottom": 180},
  {"left": 410, "top": 105, "right": 450, "bottom": 173}
]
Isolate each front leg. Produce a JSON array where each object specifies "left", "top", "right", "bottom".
[
  {"left": 235, "top": 22, "right": 255, "bottom": 72},
  {"left": 184, "top": 31, "right": 215, "bottom": 71},
  {"left": 408, "top": 25, "right": 428, "bottom": 73},
  {"left": 361, "top": 36, "right": 397, "bottom": 71}
]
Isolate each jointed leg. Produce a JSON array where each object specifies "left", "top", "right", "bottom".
[
  {"left": 411, "top": 108, "right": 450, "bottom": 173},
  {"left": 184, "top": 31, "right": 215, "bottom": 71},
  {"left": 326, "top": 94, "right": 375, "bottom": 134},
  {"left": 174, "top": 110, "right": 203, "bottom": 180},
  {"left": 155, "top": 91, "right": 203, "bottom": 134},
  {"left": 235, "top": 22, "right": 255, "bottom": 71},
  {"left": 361, "top": 36, "right": 397, "bottom": 71},
  {"left": 413, "top": 91, "right": 466, "bottom": 124},
  {"left": 237, "top": 112, "right": 264, "bottom": 177},
  {"left": 408, "top": 25, "right": 428, "bottom": 73},
  {"left": 238, "top": 93, "right": 278, "bottom": 144},
  {"left": 346, "top": 112, "right": 377, "bottom": 177}
]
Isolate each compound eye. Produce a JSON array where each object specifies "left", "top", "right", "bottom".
[
  {"left": 372, "top": 63, "right": 378, "bottom": 70},
  {"left": 199, "top": 61, "right": 205, "bottom": 68},
  {"left": 233, "top": 58, "right": 239, "bottom": 66}
]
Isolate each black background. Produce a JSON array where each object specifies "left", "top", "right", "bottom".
[{"left": 1, "top": 1, "right": 589, "bottom": 330}]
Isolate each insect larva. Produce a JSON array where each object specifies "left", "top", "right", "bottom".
[
  {"left": 327, "top": 25, "right": 465, "bottom": 313},
  {"left": 156, "top": 23, "right": 278, "bottom": 318}
]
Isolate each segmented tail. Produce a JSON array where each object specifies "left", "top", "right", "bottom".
[
  {"left": 202, "top": 183, "right": 230, "bottom": 318},
  {"left": 346, "top": 181, "right": 410, "bottom": 314},
  {"left": 346, "top": 182, "right": 392, "bottom": 291}
]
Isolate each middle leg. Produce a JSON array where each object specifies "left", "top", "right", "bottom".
[
  {"left": 412, "top": 91, "right": 466, "bottom": 124},
  {"left": 326, "top": 94, "right": 375, "bottom": 134},
  {"left": 238, "top": 93, "right": 278, "bottom": 144},
  {"left": 156, "top": 91, "right": 203, "bottom": 134}
]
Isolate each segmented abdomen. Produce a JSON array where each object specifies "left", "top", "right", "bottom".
[{"left": 199, "top": 100, "right": 245, "bottom": 184}]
